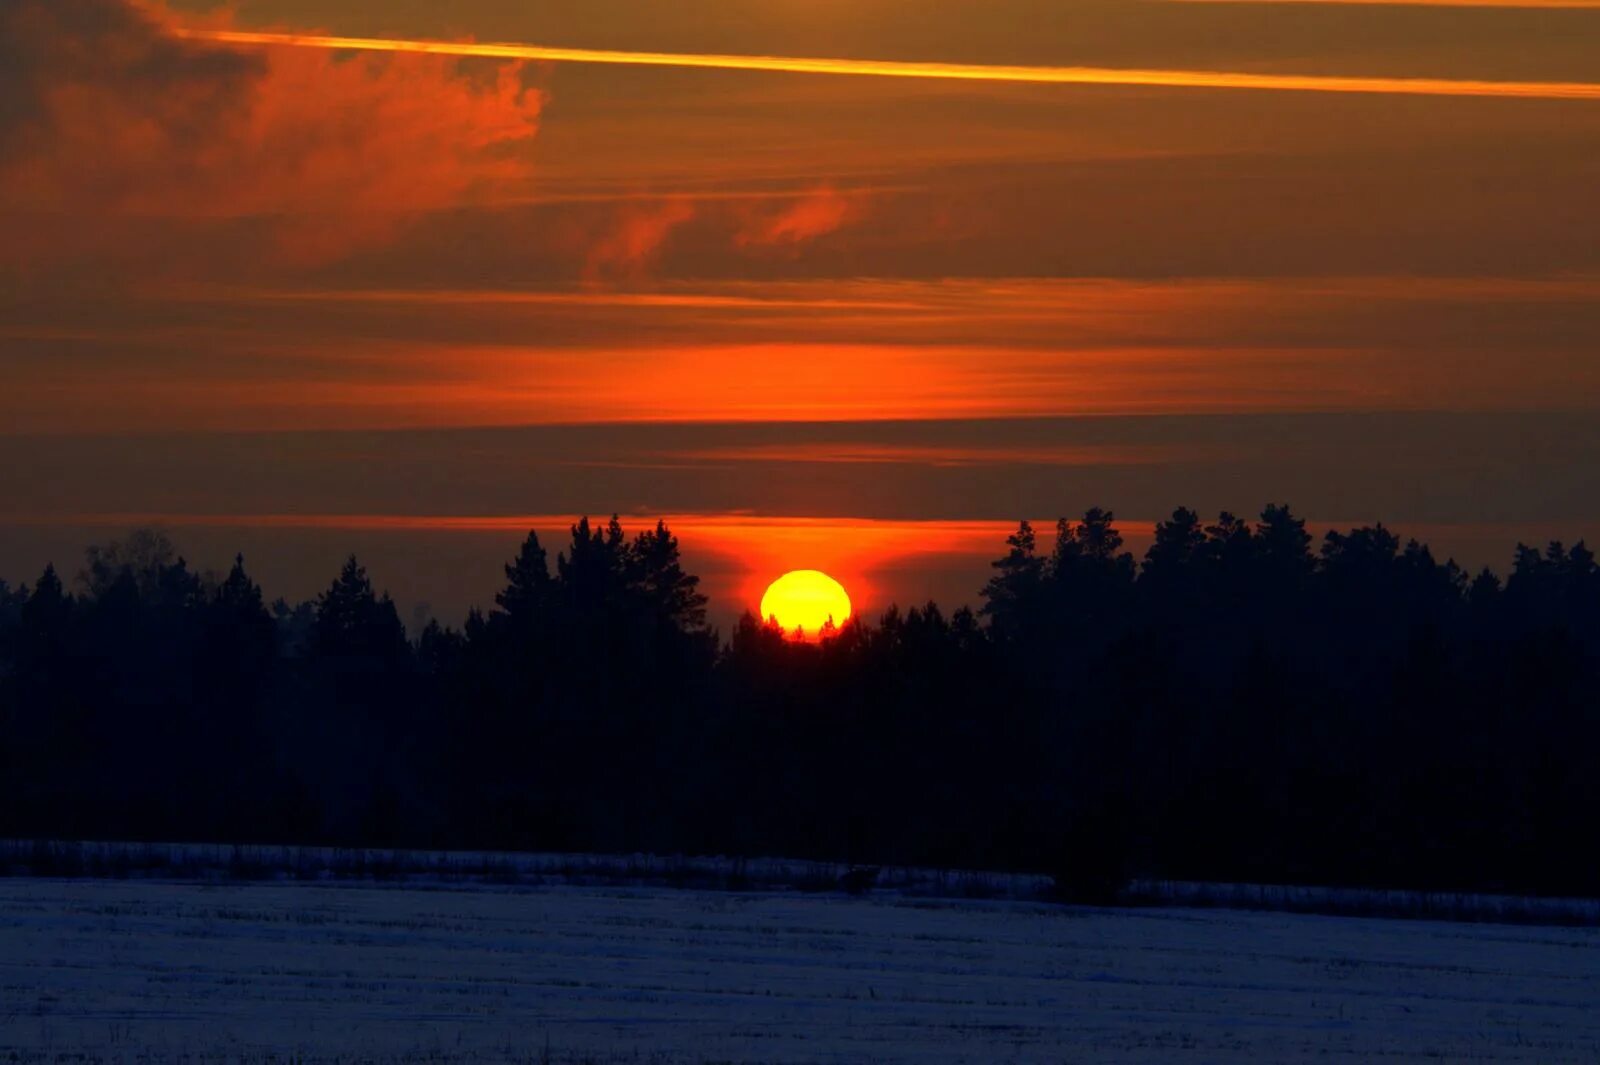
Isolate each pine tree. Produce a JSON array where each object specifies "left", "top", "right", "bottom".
[
  {"left": 981, "top": 521, "right": 1044, "bottom": 639},
  {"left": 496, "top": 531, "right": 552, "bottom": 624},
  {"left": 557, "top": 516, "right": 629, "bottom": 615},
  {"left": 1255, "top": 503, "right": 1314, "bottom": 585},
  {"left": 1145, "top": 507, "right": 1205, "bottom": 578},
  {"left": 629, "top": 520, "right": 708, "bottom": 631}
]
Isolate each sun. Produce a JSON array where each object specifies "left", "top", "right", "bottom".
[{"left": 760, "top": 570, "right": 852, "bottom": 638}]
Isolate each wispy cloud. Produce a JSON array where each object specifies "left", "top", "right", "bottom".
[
  {"left": 735, "top": 187, "right": 864, "bottom": 249},
  {"left": 582, "top": 199, "right": 697, "bottom": 280},
  {"left": 178, "top": 27, "right": 1600, "bottom": 101}
]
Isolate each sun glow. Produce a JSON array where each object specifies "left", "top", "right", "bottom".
[{"left": 760, "top": 570, "right": 853, "bottom": 639}]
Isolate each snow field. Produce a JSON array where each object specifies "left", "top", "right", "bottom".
[{"left": 2, "top": 878, "right": 1598, "bottom": 1062}]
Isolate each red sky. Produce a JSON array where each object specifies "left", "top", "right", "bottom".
[{"left": 2, "top": 0, "right": 1598, "bottom": 626}]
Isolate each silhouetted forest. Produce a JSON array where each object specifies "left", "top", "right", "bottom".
[{"left": 1, "top": 509, "right": 1597, "bottom": 900}]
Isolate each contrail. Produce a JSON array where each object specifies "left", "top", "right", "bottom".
[{"left": 174, "top": 28, "right": 1600, "bottom": 101}]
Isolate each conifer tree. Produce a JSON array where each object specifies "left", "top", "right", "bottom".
[
  {"left": 496, "top": 531, "right": 552, "bottom": 623},
  {"left": 981, "top": 520, "right": 1044, "bottom": 639},
  {"left": 629, "top": 520, "right": 708, "bottom": 631}
]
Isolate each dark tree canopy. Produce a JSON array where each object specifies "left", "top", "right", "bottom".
[{"left": 1, "top": 510, "right": 1597, "bottom": 899}]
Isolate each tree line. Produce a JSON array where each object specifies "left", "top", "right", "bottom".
[{"left": 1, "top": 508, "right": 1596, "bottom": 900}]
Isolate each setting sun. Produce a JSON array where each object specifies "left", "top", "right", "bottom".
[{"left": 760, "top": 569, "right": 852, "bottom": 638}]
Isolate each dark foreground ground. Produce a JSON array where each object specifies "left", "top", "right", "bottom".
[{"left": 3, "top": 877, "right": 1598, "bottom": 1063}]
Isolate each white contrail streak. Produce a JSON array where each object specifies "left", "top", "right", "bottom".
[{"left": 173, "top": 28, "right": 1600, "bottom": 101}]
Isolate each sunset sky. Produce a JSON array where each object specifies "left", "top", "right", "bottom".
[{"left": 3, "top": 0, "right": 1599, "bottom": 626}]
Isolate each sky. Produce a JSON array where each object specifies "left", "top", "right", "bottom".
[{"left": 2, "top": 0, "right": 1598, "bottom": 627}]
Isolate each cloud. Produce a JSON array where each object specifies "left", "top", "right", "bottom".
[
  {"left": 581, "top": 198, "right": 698, "bottom": 280},
  {"left": 0, "top": 1, "right": 543, "bottom": 267},
  {"left": 13, "top": 273, "right": 1598, "bottom": 433},
  {"left": 735, "top": 187, "right": 862, "bottom": 249},
  {"left": 573, "top": 186, "right": 865, "bottom": 281}
]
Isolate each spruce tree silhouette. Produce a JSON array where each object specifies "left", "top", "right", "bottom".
[
  {"left": 313, "top": 556, "right": 409, "bottom": 662},
  {"left": 496, "top": 530, "right": 552, "bottom": 626},
  {"left": 200, "top": 555, "right": 275, "bottom": 706},
  {"left": 20, "top": 563, "right": 67, "bottom": 633},
  {"left": 981, "top": 520, "right": 1044, "bottom": 641}
]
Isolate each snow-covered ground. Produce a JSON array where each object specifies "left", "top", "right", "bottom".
[
  {"left": 2, "top": 879, "right": 1597, "bottom": 1063},
  {"left": 10, "top": 839, "right": 1600, "bottom": 924}
]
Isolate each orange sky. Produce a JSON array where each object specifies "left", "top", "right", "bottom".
[{"left": 2, "top": 0, "right": 1598, "bottom": 625}]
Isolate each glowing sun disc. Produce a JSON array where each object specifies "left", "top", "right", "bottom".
[{"left": 760, "top": 570, "right": 852, "bottom": 637}]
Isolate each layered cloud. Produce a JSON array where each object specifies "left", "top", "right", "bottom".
[
  {"left": 8, "top": 275, "right": 1600, "bottom": 434},
  {"left": 0, "top": 0, "right": 543, "bottom": 267}
]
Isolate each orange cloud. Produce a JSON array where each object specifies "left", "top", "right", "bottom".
[
  {"left": 580, "top": 187, "right": 860, "bottom": 280},
  {"left": 17, "top": 273, "right": 1600, "bottom": 433},
  {"left": 77, "top": 341, "right": 1378, "bottom": 430},
  {"left": 735, "top": 187, "right": 862, "bottom": 249},
  {"left": 582, "top": 198, "right": 697, "bottom": 280},
  {"left": 0, "top": 1, "right": 543, "bottom": 267}
]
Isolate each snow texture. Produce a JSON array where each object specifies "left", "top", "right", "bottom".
[{"left": 3, "top": 877, "right": 1598, "bottom": 1063}]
